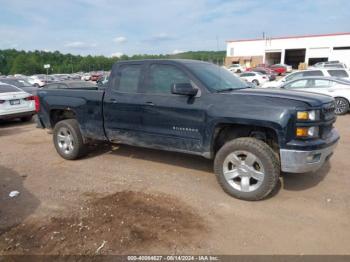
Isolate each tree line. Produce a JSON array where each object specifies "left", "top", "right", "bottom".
[{"left": 0, "top": 49, "right": 226, "bottom": 75}]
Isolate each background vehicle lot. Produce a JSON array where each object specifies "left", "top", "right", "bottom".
[{"left": 0, "top": 117, "right": 350, "bottom": 254}]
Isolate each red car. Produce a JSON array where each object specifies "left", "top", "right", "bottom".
[
  {"left": 90, "top": 73, "right": 102, "bottom": 82},
  {"left": 269, "top": 64, "right": 287, "bottom": 75}
]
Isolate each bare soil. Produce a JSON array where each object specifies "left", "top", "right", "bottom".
[
  {"left": 0, "top": 116, "right": 350, "bottom": 254},
  {"left": 0, "top": 190, "right": 206, "bottom": 254}
]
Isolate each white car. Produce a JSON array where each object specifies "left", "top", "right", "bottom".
[
  {"left": 28, "top": 75, "right": 46, "bottom": 87},
  {"left": 262, "top": 68, "right": 350, "bottom": 88},
  {"left": 280, "top": 77, "right": 350, "bottom": 115},
  {"left": 0, "top": 83, "right": 37, "bottom": 121},
  {"left": 313, "top": 61, "right": 348, "bottom": 69},
  {"left": 81, "top": 73, "right": 91, "bottom": 81},
  {"left": 228, "top": 64, "right": 245, "bottom": 73},
  {"left": 239, "top": 72, "right": 268, "bottom": 86}
]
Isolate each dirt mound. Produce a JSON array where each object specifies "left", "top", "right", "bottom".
[{"left": 0, "top": 191, "right": 207, "bottom": 255}]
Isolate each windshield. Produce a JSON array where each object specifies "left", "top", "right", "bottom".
[{"left": 189, "top": 63, "right": 248, "bottom": 92}]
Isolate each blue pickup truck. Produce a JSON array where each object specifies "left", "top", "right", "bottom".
[{"left": 36, "top": 59, "right": 339, "bottom": 200}]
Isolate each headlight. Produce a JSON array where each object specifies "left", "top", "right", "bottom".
[
  {"left": 297, "top": 110, "right": 319, "bottom": 121},
  {"left": 296, "top": 126, "right": 319, "bottom": 138}
]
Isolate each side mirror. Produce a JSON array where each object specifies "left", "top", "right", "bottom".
[{"left": 171, "top": 83, "right": 198, "bottom": 96}]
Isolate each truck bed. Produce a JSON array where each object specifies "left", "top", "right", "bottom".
[{"left": 37, "top": 88, "right": 106, "bottom": 140}]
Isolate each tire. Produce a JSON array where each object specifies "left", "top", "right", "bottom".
[
  {"left": 252, "top": 79, "right": 259, "bottom": 86},
  {"left": 214, "top": 138, "right": 280, "bottom": 201},
  {"left": 335, "top": 97, "right": 349, "bottom": 115},
  {"left": 20, "top": 116, "right": 32, "bottom": 122},
  {"left": 53, "top": 119, "right": 87, "bottom": 160},
  {"left": 34, "top": 83, "right": 40, "bottom": 88},
  {"left": 236, "top": 69, "right": 242, "bottom": 73}
]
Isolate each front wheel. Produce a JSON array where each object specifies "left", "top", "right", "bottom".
[
  {"left": 214, "top": 138, "right": 280, "bottom": 201},
  {"left": 335, "top": 97, "right": 349, "bottom": 115},
  {"left": 53, "top": 119, "right": 87, "bottom": 160}
]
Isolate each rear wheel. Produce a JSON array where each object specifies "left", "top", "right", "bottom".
[
  {"left": 335, "top": 97, "right": 349, "bottom": 115},
  {"left": 252, "top": 79, "right": 259, "bottom": 86},
  {"left": 53, "top": 119, "right": 87, "bottom": 160},
  {"left": 214, "top": 138, "right": 280, "bottom": 201}
]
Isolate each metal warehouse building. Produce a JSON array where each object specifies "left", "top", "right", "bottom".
[{"left": 225, "top": 32, "right": 350, "bottom": 69}]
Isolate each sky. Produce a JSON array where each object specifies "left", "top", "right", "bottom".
[{"left": 0, "top": 0, "right": 349, "bottom": 57}]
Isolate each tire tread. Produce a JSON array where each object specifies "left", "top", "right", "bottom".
[{"left": 214, "top": 137, "right": 280, "bottom": 201}]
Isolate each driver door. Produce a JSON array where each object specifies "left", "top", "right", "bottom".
[{"left": 139, "top": 62, "right": 207, "bottom": 154}]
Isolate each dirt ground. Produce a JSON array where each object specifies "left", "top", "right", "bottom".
[{"left": 0, "top": 116, "right": 349, "bottom": 255}]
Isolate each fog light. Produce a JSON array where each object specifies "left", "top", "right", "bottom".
[
  {"left": 296, "top": 127, "right": 309, "bottom": 137},
  {"left": 296, "top": 126, "right": 319, "bottom": 138}
]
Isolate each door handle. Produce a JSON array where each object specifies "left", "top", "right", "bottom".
[
  {"left": 110, "top": 98, "right": 118, "bottom": 103},
  {"left": 145, "top": 101, "right": 155, "bottom": 106}
]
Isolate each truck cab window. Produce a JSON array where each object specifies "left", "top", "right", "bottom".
[
  {"left": 147, "top": 64, "right": 190, "bottom": 94},
  {"left": 118, "top": 65, "right": 141, "bottom": 93}
]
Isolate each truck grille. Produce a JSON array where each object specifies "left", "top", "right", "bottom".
[{"left": 322, "top": 102, "right": 336, "bottom": 121}]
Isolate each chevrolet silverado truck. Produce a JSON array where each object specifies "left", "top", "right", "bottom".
[{"left": 36, "top": 60, "right": 339, "bottom": 201}]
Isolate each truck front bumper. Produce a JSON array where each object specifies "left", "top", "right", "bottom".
[{"left": 280, "top": 131, "right": 339, "bottom": 173}]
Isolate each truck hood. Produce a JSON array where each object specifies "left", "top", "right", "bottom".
[{"left": 233, "top": 88, "right": 333, "bottom": 107}]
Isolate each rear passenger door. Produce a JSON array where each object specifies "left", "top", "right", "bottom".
[
  {"left": 139, "top": 62, "right": 206, "bottom": 154},
  {"left": 103, "top": 63, "right": 146, "bottom": 142}
]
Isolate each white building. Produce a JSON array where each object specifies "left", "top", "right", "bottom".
[{"left": 226, "top": 32, "right": 350, "bottom": 68}]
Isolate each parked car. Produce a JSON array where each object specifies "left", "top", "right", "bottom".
[
  {"left": 44, "top": 81, "right": 97, "bottom": 89},
  {"left": 228, "top": 64, "right": 245, "bottom": 73},
  {"left": 28, "top": 75, "right": 47, "bottom": 87},
  {"left": 81, "top": 73, "right": 91, "bottom": 81},
  {"left": 239, "top": 72, "right": 269, "bottom": 86},
  {"left": 269, "top": 64, "right": 292, "bottom": 75},
  {"left": 69, "top": 74, "right": 82, "bottom": 80},
  {"left": 313, "top": 62, "right": 348, "bottom": 69},
  {"left": 90, "top": 73, "right": 102, "bottom": 82},
  {"left": 0, "top": 83, "right": 38, "bottom": 121},
  {"left": 314, "top": 61, "right": 340, "bottom": 67},
  {"left": 52, "top": 74, "right": 70, "bottom": 81},
  {"left": 250, "top": 67, "right": 277, "bottom": 81},
  {"left": 0, "top": 78, "right": 39, "bottom": 95},
  {"left": 279, "top": 77, "right": 350, "bottom": 115},
  {"left": 262, "top": 68, "right": 350, "bottom": 88},
  {"left": 36, "top": 59, "right": 339, "bottom": 201}
]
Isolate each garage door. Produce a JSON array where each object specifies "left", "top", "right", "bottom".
[
  {"left": 331, "top": 49, "right": 350, "bottom": 66},
  {"left": 308, "top": 47, "right": 330, "bottom": 58}
]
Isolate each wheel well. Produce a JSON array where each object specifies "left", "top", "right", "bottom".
[
  {"left": 212, "top": 124, "right": 279, "bottom": 155},
  {"left": 50, "top": 109, "right": 77, "bottom": 128},
  {"left": 335, "top": 96, "right": 349, "bottom": 103}
]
